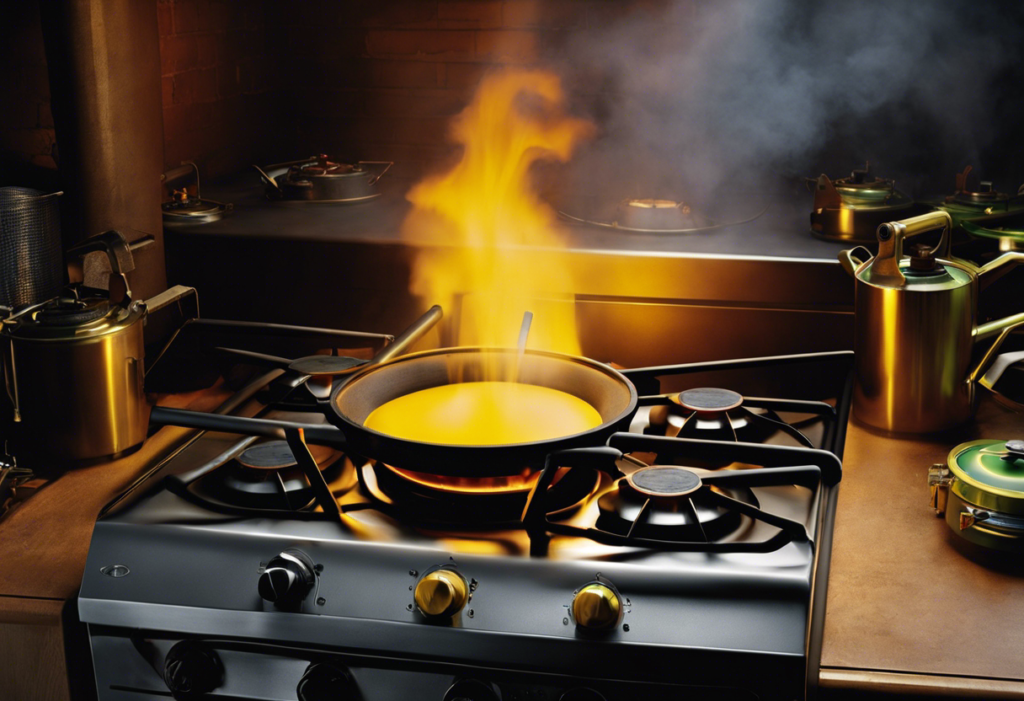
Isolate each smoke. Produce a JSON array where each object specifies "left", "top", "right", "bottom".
[{"left": 555, "top": 0, "right": 1024, "bottom": 203}]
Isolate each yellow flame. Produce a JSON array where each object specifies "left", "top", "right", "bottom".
[{"left": 401, "top": 69, "right": 593, "bottom": 359}]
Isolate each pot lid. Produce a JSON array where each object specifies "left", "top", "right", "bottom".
[
  {"left": 288, "top": 154, "right": 365, "bottom": 178},
  {"left": 2, "top": 295, "right": 144, "bottom": 340},
  {"left": 949, "top": 439, "right": 1024, "bottom": 515},
  {"left": 832, "top": 165, "right": 897, "bottom": 202},
  {"left": 162, "top": 196, "right": 230, "bottom": 224},
  {"left": 860, "top": 257, "right": 970, "bottom": 290}
]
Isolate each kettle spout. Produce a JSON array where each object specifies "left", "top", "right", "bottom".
[
  {"left": 969, "top": 316, "right": 1024, "bottom": 385},
  {"left": 976, "top": 251, "right": 1024, "bottom": 292}
]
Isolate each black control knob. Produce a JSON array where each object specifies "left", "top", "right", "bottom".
[
  {"left": 163, "top": 641, "right": 223, "bottom": 700},
  {"left": 560, "top": 689, "right": 606, "bottom": 701},
  {"left": 258, "top": 549, "right": 316, "bottom": 608},
  {"left": 443, "top": 678, "right": 499, "bottom": 701},
  {"left": 296, "top": 662, "right": 354, "bottom": 701}
]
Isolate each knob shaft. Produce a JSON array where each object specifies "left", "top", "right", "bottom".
[
  {"left": 414, "top": 568, "right": 469, "bottom": 619},
  {"left": 572, "top": 582, "right": 622, "bottom": 631},
  {"left": 258, "top": 549, "right": 315, "bottom": 608},
  {"left": 163, "top": 641, "right": 223, "bottom": 700},
  {"left": 296, "top": 662, "right": 354, "bottom": 701}
]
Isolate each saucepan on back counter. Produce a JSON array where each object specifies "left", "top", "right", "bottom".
[
  {"left": 1, "top": 230, "right": 195, "bottom": 469},
  {"left": 839, "top": 210, "right": 1024, "bottom": 434}
]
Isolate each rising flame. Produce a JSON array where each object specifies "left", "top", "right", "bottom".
[{"left": 401, "top": 69, "right": 593, "bottom": 359}]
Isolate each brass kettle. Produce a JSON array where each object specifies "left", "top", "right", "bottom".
[{"left": 839, "top": 210, "right": 1024, "bottom": 433}]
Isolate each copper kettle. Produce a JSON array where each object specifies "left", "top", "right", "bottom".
[{"left": 839, "top": 210, "right": 1024, "bottom": 433}]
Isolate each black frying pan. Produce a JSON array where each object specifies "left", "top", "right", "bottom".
[{"left": 150, "top": 306, "right": 639, "bottom": 477}]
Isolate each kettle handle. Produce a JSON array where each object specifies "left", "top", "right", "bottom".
[
  {"left": 66, "top": 230, "right": 136, "bottom": 305},
  {"left": 838, "top": 246, "right": 872, "bottom": 278},
  {"left": 872, "top": 211, "right": 952, "bottom": 285}
]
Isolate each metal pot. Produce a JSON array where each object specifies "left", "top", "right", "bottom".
[
  {"left": 254, "top": 155, "right": 392, "bottom": 203},
  {"left": 808, "top": 164, "right": 917, "bottom": 243},
  {"left": 929, "top": 439, "right": 1024, "bottom": 552},
  {"left": 2, "top": 231, "right": 194, "bottom": 466},
  {"left": 839, "top": 210, "right": 1024, "bottom": 433}
]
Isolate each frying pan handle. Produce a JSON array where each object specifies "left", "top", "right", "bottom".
[
  {"left": 149, "top": 407, "right": 346, "bottom": 447},
  {"left": 370, "top": 305, "right": 443, "bottom": 366}
]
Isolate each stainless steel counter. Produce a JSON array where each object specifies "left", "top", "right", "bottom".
[{"left": 167, "top": 174, "right": 856, "bottom": 367}]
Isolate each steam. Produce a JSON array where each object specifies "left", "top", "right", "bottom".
[{"left": 556, "top": 0, "right": 1023, "bottom": 202}]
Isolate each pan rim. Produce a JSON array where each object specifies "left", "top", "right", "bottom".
[{"left": 328, "top": 346, "right": 638, "bottom": 452}]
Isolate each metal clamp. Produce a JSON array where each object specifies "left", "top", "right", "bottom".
[
  {"left": 959, "top": 506, "right": 991, "bottom": 531},
  {"left": 928, "top": 464, "right": 952, "bottom": 515}
]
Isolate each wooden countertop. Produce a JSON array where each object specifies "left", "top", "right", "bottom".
[
  {"left": 820, "top": 394, "right": 1024, "bottom": 698},
  {"left": 0, "top": 389, "right": 227, "bottom": 603}
]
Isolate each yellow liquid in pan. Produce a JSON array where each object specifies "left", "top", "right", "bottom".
[{"left": 363, "top": 382, "right": 603, "bottom": 446}]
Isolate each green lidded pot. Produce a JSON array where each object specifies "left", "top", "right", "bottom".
[{"left": 929, "top": 439, "right": 1024, "bottom": 552}]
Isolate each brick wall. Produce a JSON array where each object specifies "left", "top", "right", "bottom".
[
  {"left": 154, "top": 0, "right": 668, "bottom": 182},
  {"left": 0, "top": 1, "right": 673, "bottom": 187},
  {"left": 158, "top": 0, "right": 277, "bottom": 178},
  {"left": 271, "top": 0, "right": 656, "bottom": 180},
  {"left": 0, "top": 0, "right": 58, "bottom": 188}
]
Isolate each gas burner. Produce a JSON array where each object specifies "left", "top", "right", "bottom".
[
  {"left": 254, "top": 155, "right": 392, "bottom": 203},
  {"left": 193, "top": 440, "right": 347, "bottom": 511},
  {"left": 557, "top": 195, "right": 766, "bottom": 234},
  {"left": 360, "top": 463, "right": 600, "bottom": 528},
  {"left": 644, "top": 387, "right": 825, "bottom": 449},
  {"left": 523, "top": 432, "right": 840, "bottom": 555},
  {"left": 596, "top": 466, "right": 755, "bottom": 542}
]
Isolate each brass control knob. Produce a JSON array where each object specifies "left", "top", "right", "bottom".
[
  {"left": 414, "top": 568, "right": 469, "bottom": 619},
  {"left": 572, "top": 583, "right": 622, "bottom": 631}
]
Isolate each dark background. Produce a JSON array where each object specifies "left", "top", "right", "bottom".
[{"left": 1, "top": 0, "right": 1022, "bottom": 201}]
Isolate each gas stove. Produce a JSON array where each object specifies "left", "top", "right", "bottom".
[{"left": 79, "top": 319, "right": 852, "bottom": 701}]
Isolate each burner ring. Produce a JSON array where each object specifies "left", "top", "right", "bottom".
[
  {"left": 627, "top": 466, "right": 703, "bottom": 498},
  {"left": 677, "top": 388, "right": 743, "bottom": 413}
]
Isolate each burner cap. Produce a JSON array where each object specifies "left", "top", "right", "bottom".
[
  {"left": 236, "top": 440, "right": 335, "bottom": 470},
  {"left": 627, "top": 466, "right": 703, "bottom": 497},
  {"left": 237, "top": 441, "right": 298, "bottom": 469},
  {"left": 289, "top": 355, "right": 366, "bottom": 377},
  {"left": 677, "top": 388, "right": 743, "bottom": 413}
]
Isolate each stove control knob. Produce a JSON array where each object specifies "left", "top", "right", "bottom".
[
  {"left": 443, "top": 679, "right": 499, "bottom": 701},
  {"left": 414, "top": 568, "right": 469, "bottom": 619},
  {"left": 296, "top": 662, "right": 354, "bottom": 701},
  {"left": 258, "top": 549, "right": 315, "bottom": 608},
  {"left": 572, "top": 582, "right": 622, "bottom": 632},
  {"left": 163, "top": 641, "right": 223, "bottom": 699}
]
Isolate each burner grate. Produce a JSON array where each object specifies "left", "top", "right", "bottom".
[{"left": 522, "top": 434, "right": 841, "bottom": 557}]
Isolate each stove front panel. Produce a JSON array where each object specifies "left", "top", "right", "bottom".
[{"left": 81, "top": 520, "right": 810, "bottom": 699}]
